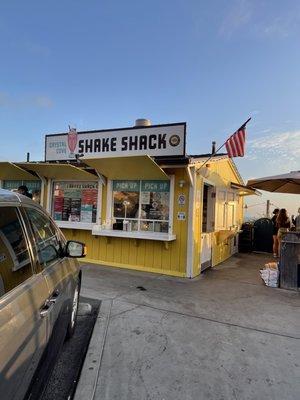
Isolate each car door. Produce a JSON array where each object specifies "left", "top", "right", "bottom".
[
  {"left": 23, "top": 206, "right": 77, "bottom": 343},
  {"left": 0, "top": 205, "right": 50, "bottom": 400}
]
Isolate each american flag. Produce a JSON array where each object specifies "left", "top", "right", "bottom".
[{"left": 225, "top": 126, "right": 246, "bottom": 157}]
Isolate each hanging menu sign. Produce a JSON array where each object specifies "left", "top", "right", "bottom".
[{"left": 45, "top": 123, "right": 186, "bottom": 161}]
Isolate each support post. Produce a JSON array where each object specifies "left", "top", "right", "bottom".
[{"left": 266, "top": 200, "right": 270, "bottom": 218}]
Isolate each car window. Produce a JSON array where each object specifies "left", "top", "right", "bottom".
[
  {"left": 0, "top": 206, "right": 33, "bottom": 297},
  {"left": 26, "top": 208, "right": 62, "bottom": 269}
]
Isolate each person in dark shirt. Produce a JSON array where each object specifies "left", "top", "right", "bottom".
[
  {"left": 271, "top": 208, "right": 279, "bottom": 257},
  {"left": 17, "top": 185, "right": 32, "bottom": 199}
]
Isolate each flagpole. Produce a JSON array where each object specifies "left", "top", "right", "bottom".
[{"left": 196, "top": 117, "right": 251, "bottom": 173}]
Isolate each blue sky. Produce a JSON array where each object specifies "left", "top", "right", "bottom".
[{"left": 0, "top": 0, "right": 299, "bottom": 217}]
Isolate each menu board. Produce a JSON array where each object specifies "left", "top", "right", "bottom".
[{"left": 52, "top": 182, "right": 98, "bottom": 223}]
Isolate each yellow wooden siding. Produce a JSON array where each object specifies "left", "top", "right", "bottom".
[
  {"left": 62, "top": 168, "right": 190, "bottom": 277},
  {"left": 192, "top": 159, "right": 244, "bottom": 276},
  {"left": 206, "top": 158, "right": 241, "bottom": 186},
  {"left": 62, "top": 159, "right": 244, "bottom": 278},
  {"left": 211, "top": 233, "right": 232, "bottom": 266}
]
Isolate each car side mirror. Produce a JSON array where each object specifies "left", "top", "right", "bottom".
[{"left": 65, "top": 241, "right": 87, "bottom": 258}]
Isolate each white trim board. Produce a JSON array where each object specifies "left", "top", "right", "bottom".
[{"left": 186, "top": 167, "right": 195, "bottom": 278}]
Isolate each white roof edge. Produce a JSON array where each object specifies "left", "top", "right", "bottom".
[{"left": 189, "top": 155, "right": 229, "bottom": 163}]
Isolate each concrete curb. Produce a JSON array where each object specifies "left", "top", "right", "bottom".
[{"left": 73, "top": 299, "right": 112, "bottom": 400}]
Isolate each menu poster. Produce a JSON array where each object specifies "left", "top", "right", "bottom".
[
  {"left": 82, "top": 188, "right": 98, "bottom": 205},
  {"left": 81, "top": 188, "right": 98, "bottom": 223},
  {"left": 70, "top": 199, "right": 81, "bottom": 222},
  {"left": 53, "top": 196, "right": 64, "bottom": 220},
  {"left": 54, "top": 212, "right": 62, "bottom": 221},
  {"left": 81, "top": 205, "right": 93, "bottom": 223},
  {"left": 62, "top": 197, "right": 71, "bottom": 221}
]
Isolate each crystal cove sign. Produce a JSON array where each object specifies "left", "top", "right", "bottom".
[{"left": 45, "top": 123, "right": 186, "bottom": 161}]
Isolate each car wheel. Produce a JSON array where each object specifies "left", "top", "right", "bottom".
[{"left": 66, "top": 280, "right": 80, "bottom": 340}]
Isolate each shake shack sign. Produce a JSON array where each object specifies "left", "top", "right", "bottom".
[{"left": 45, "top": 123, "right": 186, "bottom": 161}]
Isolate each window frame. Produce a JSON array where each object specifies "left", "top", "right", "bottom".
[
  {"left": 102, "top": 176, "right": 175, "bottom": 237},
  {"left": 48, "top": 179, "right": 102, "bottom": 230}
]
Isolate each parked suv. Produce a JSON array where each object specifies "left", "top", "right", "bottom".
[{"left": 0, "top": 189, "right": 85, "bottom": 400}]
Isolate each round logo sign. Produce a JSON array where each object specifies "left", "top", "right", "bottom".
[{"left": 169, "top": 134, "right": 180, "bottom": 147}]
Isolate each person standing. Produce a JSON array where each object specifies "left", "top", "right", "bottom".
[
  {"left": 17, "top": 185, "right": 32, "bottom": 199},
  {"left": 292, "top": 207, "right": 300, "bottom": 231},
  {"left": 271, "top": 208, "right": 279, "bottom": 257},
  {"left": 276, "top": 208, "right": 291, "bottom": 256}
]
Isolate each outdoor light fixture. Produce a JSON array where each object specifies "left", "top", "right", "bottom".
[
  {"left": 178, "top": 180, "right": 186, "bottom": 188},
  {"left": 198, "top": 167, "right": 210, "bottom": 178}
]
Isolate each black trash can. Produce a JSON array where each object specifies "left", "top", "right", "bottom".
[
  {"left": 238, "top": 223, "right": 254, "bottom": 253},
  {"left": 253, "top": 218, "right": 273, "bottom": 253},
  {"left": 279, "top": 231, "right": 300, "bottom": 291}
]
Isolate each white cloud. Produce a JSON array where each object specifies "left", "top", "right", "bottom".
[
  {"left": 219, "top": 0, "right": 253, "bottom": 38},
  {"left": 0, "top": 92, "right": 53, "bottom": 109},
  {"left": 219, "top": 2, "right": 300, "bottom": 39},
  {"left": 263, "top": 12, "right": 300, "bottom": 39},
  {"left": 247, "top": 130, "right": 300, "bottom": 171}
]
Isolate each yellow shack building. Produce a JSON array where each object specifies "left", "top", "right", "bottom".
[{"left": 0, "top": 120, "right": 255, "bottom": 278}]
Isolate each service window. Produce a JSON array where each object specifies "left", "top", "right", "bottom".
[
  {"left": 112, "top": 180, "right": 170, "bottom": 233},
  {"left": 26, "top": 208, "right": 61, "bottom": 269},
  {"left": 52, "top": 181, "right": 98, "bottom": 224},
  {"left": 3, "top": 180, "right": 41, "bottom": 203},
  {"left": 0, "top": 207, "right": 33, "bottom": 296}
]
